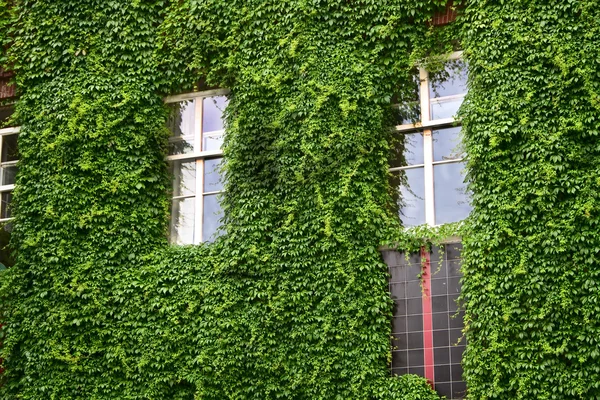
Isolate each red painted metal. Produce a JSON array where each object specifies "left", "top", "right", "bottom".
[{"left": 421, "top": 247, "right": 435, "bottom": 385}]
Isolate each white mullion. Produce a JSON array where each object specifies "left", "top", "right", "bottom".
[
  {"left": 432, "top": 158, "right": 465, "bottom": 166},
  {"left": 389, "top": 164, "right": 425, "bottom": 173},
  {"left": 431, "top": 93, "right": 466, "bottom": 103},
  {"left": 166, "top": 149, "right": 224, "bottom": 163},
  {"left": 203, "top": 189, "right": 225, "bottom": 196},
  {"left": 172, "top": 194, "right": 196, "bottom": 200},
  {"left": 0, "top": 126, "right": 19, "bottom": 136},
  {"left": 419, "top": 67, "right": 430, "bottom": 124},
  {"left": 424, "top": 129, "right": 435, "bottom": 226},
  {"left": 164, "top": 88, "right": 230, "bottom": 104},
  {"left": 194, "top": 98, "right": 204, "bottom": 244},
  {"left": 448, "top": 50, "right": 464, "bottom": 61},
  {"left": 194, "top": 97, "right": 203, "bottom": 153},
  {"left": 419, "top": 67, "right": 435, "bottom": 226},
  {"left": 195, "top": 159, "right": 204, "bottom": 244}
]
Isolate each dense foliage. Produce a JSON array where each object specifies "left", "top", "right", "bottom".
[
  {"left": 6, "top": 0, "right": 599, "bottom": 398},
  {"left": 460, "top": 1, "right": 600, "bottom": 398},
  {"left": 0, "top": 0, "right": 451, "bottom": 398}
]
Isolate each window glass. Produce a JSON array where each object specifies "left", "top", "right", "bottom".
[
  {"left": 399, "top": 168, "right": 426, "bottom": 227},
  {"left": 429, "top": 60, "right": 467, "bottom": 120},
  {"left": 203, "top": 133, "right": 224, "bottom": 151},
  {"left": 429, "top": 60, "right": 467, "bottom": 99},
  {"left": 395, "top": 73, "right": 421, "bottom": 125},
  {"left": 169, "top": 138, "right": 195, "bottom": 155},
  {"left": 168, "top": 100, "right": 195, "bottom": 155},
  {"left": 393, "top": 55, "right": 469, "bottom": 227},
  {"left": 167, "top": 92, "right": 228, "bottom": 244},
  {"left": 168, "top": 100, "right": 195, "bottom": 137},
  {"left": 1, "top": 166, "right": 17, "bottom": 186},
  {"left": 203, "top": 194, "right": 223, "bottom": 242},
  {"left": 433, "top": 162, "right": 471, "bottom": 224},
  {"left": 171, "top": 161, "right": 196, "bottom": 197},
  {"left": 202, "top": 96, "right": 227, "bottom": 133},
  {"left": 170, "top": 197, "right": 195, "bottom": 245},
  {"left": 431, "top": 98, "right": 463, "bottom": 121},
  {"left": 203, "top": 158, "right": 223, "bottom": 193},
  {"left": 433, "top": 127, "right": 464, "bottom": 162},
  {"left": 404, "top": 133, "right": 425, "bottom": 166},
  {"left": 385, "top": 244, "right": 466, "bottom": 399}
]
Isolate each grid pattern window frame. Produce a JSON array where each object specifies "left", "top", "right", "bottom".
[
  {"left": 385, "top": 243, "right": 467, "bottom": 399},
  {"left": 165, "top": 89, "right": 229, "bottom": 245},
  {"left": 391, "top": 51, "right": 471, "bottom": 227}
]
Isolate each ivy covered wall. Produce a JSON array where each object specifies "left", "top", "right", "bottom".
[
  {"left": 0, "top": 0, "right": 448, "bottom": 398},
  {"left": 1, "top": 0, "right": 600, "bottom": 399},
  {"left": 460, "top": 1, "right": 600, "bottom": 398}
]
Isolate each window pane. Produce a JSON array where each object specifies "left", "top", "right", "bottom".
[
  {"left": 434, "top": 162, "right": 471, "bottom": 224},
  {"left": 171, "top": 197, "right": 195, "bottom": 245},
  {"left": 204, "top": 158, "right": 223, "bottom": 193},
  {"left": 202, "top": 96, "right": 227, "bottom": 133},
  {"left": 433, "top": 127, "right": 464, "bottom": 162},
  {"left": 399, "top": 167, "right": 425, "bottom": 227},
  {"left": 203, "top": 132, "right": 224, "bottom": 151},
  {"left": 167, "top": 100, "right": 195, "bottom": 155},
  {"left": 168, "top": 137, "right": 195, "bottom": 155},
  {"left": 167, "top": 100, "right": 195, "bottom": 138},
  {"left": 203, "top": 194, "right": 223, "bottom": 242},
  {"left": 403, "top": 132, "right": 424, "bottom": 166},
  {"left": 395, "top": 73, "right": 421, "bottom": 125},
  {"left": 171, "top": 161, "right": 196, "bottom": 197},
  {"left": 430, "top": 97, "right": 464, "bottom": 120},
  {"left": 395, "top": 101, "right": 421, "bottom": 125},
  {"left": 429, "top": 60, "right": 467, "bottom": 99},
  {"left": 1, "top": 165, "right": 17, "bottom": 186},
  {"left": 429, "top": 60, "right": 467, "bottom": 121},
  {"left": 2, "top": 134, "right": 18, "bottom": 162},
  {"left": 1, "top": 191, "right": 12, "bottom": 219}
]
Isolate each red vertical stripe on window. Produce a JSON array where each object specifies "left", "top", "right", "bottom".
[{"left": 421, "top": 247, "right": 435, "bottom": 385}]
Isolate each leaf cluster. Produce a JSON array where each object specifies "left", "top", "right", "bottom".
[
  {"left": 0, "top": 0, "right": 457, "bottom": 398},
  {"left": 459, "top": 1, "right": 600, "bottom": 398}
]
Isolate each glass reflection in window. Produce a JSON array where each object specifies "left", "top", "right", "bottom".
[
  {"left": 167, "top": 100, "right": 195, "bottom": 155},
  {"left": 433, "top": 162, "right": 470, "bottom": 225},
  {"left": 429, "top": 60, "right": 467, "bottom": 120},
  {"left": 433, "top": 127, "right": 464, "bottom": 162},
  {"left": 399, "top": 168, "right": 426, "bottom": 227},
  {"left": 203, "top": 194, "right": 223, "bottom": 242},
  {"left": 171, "top": 197, "right": 195, "bottom": 245}
]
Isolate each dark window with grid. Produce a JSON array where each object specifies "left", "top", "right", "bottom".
[{"left": 384, "top": 243, "right": 466, "bottom": 399}]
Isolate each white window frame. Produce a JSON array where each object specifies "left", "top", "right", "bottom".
[
  {"left": 164, "top": 88, "right": 230, "bottom": 244},
  {"left": 391, "top": 51, "right": 466, "bottom": 226},
  {"left": 0, "top": 126, "right": 19, "bottom": 223}
]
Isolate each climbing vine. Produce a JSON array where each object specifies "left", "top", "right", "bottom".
[
  {"left": 4, "top": 0, "right": 600, "bottom": 398},
  {"left": 460, "top": 1, "right": 600, "bottom": 398},
  {"left": 5, "top": 0, "right": 600, "bottom": 399},
  {"left": 0, "top": 0, "right": 456, "bottom": 399}
]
